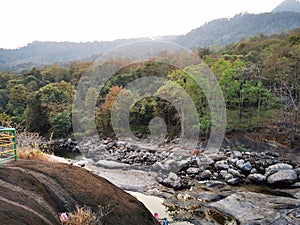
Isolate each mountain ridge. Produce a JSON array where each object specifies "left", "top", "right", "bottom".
[
  {"left": 1, "top": 10, "right": 300, "bottom": 72},
  {"left": 175, "top": 11, "right": 300, "bottom": 48},
  {"left": 272, "top": 0, "right": 300, "bottom": 13}
]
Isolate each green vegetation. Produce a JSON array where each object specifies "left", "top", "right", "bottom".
[{"left": 0, "top": 29, "right": 299, "bottom": 147}]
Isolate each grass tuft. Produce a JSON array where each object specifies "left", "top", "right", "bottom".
[
  {"left": 62, "top": 206, "right": 97, "bottom": 225},
  {"left": 17, "top": 147, "right": 56, "bottom": 162}
]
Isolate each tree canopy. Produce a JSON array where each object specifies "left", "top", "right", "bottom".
[{"left": 0, "top": 28, "right": 299, "bottom": 147}]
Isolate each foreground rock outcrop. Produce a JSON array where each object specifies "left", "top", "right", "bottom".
[
  {"left": 209, "top": 191, "right": 300, "bottom": 225},
  {"left": 0, "top": 160, "right": 159, "bottom": 225}
]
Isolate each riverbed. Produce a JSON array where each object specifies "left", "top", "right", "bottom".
[
  {"left": 82, "top": 158, "right": 193, "bottom": 224},
  {"left": 52, "top": 136, "right": 300, "bottom": 224}
]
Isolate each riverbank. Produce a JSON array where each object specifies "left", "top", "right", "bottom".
[{"left": 52, "top": 135, "right": 300, "bottom": 224}]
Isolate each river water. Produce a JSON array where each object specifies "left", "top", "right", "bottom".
[{"left": 127, "top": 191, "right": 193, "bottom": 225}]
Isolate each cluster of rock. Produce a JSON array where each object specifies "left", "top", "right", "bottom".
[
  {"left": 37, "top": 138, "right": 80, "bottom": 154},
  {"left": 155, "top": 148, "right": 300, "bottom": 224},
  {"left": 158, "top": 148, "right": 300, "bottom": 189},
  {"left": 107, "top": 141, "right": 169, "bottom": 165},
  {"left": 78, "top": 137, "right": 169, "bottom": 165},
  {"left": 53, "top": 136, "right": 300, "bottom": 190}
]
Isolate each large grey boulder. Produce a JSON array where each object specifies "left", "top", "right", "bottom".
[
  {"left": 265, "top": 163, "right": 293, "bottom": 177},
  {"left": 267, "top": 169, "right": 298, "bottom": 186},
  {"left": 157, "top": 172, "right": 190, "bottom": 190},
  {"left": 247, "top": 173, "right": 266, "bottom": 184},
  {"left": 236, "top": 159, "right": 252, "bottom": 172},
  {"left": 209, "top": 191, "right": 300, "bottom": 224},
  {"left": 214, "top": 160, "right": 229, "bottom": 170}
]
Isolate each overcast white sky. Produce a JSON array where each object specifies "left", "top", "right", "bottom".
[{"left": 0, "top": 0, "right": 283, "bottom": 49}]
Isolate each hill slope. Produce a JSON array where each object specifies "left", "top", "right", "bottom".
[
  {"left": 0, "top": 160, "right": 158, "bottom": 225},
  {"left": 272, "top": 0, "right": 300, "bottom": 13},
  {"left": 176, "top": 11, "right": 300, "bottom": 48},
  {"left": 1, "top": 12, "right": 300, "bottom": 72},
  {"left": 0, "top": 38, "right": 149, "bottom": 72}
]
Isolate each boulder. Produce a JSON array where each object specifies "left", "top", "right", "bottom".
[
  {"left": 232, "top": 150, "right": 243, "bottom": 158},
  {"left": 200, "top": 170, "right": 212, "bottom": 180},
  {"left": 219, "top": 170, "right": 228, "bottom": 179},
  {"left": 226, "top": 178, "right": 240, "bottom": 185},
  {"left": 2, "top": 160, "right": 158, "bottom": 225},
  {"left": 158, "top": 172, "right": 189, "bottom": 190},
  {"left": 265, "top": 163, "right": 293, "bottom": 177},
  {"left": 242, "top": 161, "right": 252, "bottom": 172},
  {"left": 291, "top": 182, "right": 300, "bottom": 188},
  {"left": 186, "top": 167, "right": 201, "bottom": 175},
  {"left": 209, "top": 191, "right": 300, "bottom": 224},
  {"left": 294, "top": 168, "right": 300, "bottom": 175},
  {"left": 228, "top": 157, "right": 238, "bottom": 165},
  {"left": 247, "top": 173, "right": 266, "bottom": 184},
  {"left": 236, "top": 159, "right": 252, "bottom": 172},
  {"left": 214, "top": 160, "right": 229, "bottom": 170},
  {"left": 250, "top": 168, "right": 258, "bottom": 174},
  {"left": 224, "top": 174, "right": 234, "bottom": 182},
  {"left": 168, "top": 172, "right": 179, "bottom": 181},
  {"left": 267, "top": 169, "right": 298, "bottom": 186},
  {"left": 228, "top": 168, "right": 241, "bottom": 177},
  {"left": 203, "top": 180, "right": 227, "bottom": 190}
]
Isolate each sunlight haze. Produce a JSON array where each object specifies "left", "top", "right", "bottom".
[{"left": 1, "top": 0, "right": 283, "bottom": 49}]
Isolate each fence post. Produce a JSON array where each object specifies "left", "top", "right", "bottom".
[{"left": 13, "top": 128, "right": 17, "bottom": 161}]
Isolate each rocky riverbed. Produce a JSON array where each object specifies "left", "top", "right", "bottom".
[{"left": 53, "top": 136, "right": 300, "bottom": 224}]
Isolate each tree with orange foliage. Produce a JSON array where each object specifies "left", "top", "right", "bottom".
[{"left": 96, "top": 86, "right": 123, "bottom": 136}]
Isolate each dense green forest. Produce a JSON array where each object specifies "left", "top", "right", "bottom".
[{"left": 0, "top": 29, "right": 299, "bottom": 147}]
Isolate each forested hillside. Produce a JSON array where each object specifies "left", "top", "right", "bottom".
[
  {"left": 0, "top": 11, "right": 299, "bottom": 73},
  {"left": 0, "top": 29, "right": 299, "bottom": 147},
  {"left": 176, "top": 12, "right": 300, "bottom": 48},
  {"left": 0, "top": 38, "right": 150, "bottom": 72}
]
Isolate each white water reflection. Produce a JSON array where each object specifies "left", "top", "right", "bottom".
[{"left": 128, "top": 191, "right": 193, "bottom": 225}]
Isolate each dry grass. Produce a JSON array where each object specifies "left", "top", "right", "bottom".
[
  {"left": 60, "top": 203, "right": 118, "bottom": 225},
  {"left": 62, "top": 206, "right": 98, "bottom": 225},
  {"left": 16, "top": 130, "right": 57, "bottom": 162},
  {"left": 17, "top": 147, "right": 56, "bottom": 162}
]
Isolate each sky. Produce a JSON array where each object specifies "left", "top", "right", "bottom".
[{"left": 0, "top": 0, "right": 283, "bottom": 49}]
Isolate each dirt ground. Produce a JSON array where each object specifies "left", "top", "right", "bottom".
[{"left": 0, "top": 160, "right": 159, "bottom": 225}]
